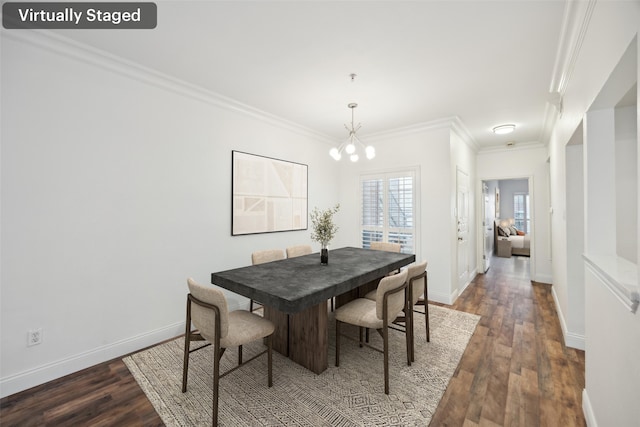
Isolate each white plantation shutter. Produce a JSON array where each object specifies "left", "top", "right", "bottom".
[
  {"left": 513, "top": 192, "right": 530, "bottom": 233},
  {"left": 387, "top": 176, "right": 414, "bottom": 253},
  {"left": 361, "top": 170, "right": 416, "bottom": 254},
  {"left": 361, "top": 178, "right": 384, "bottom": 248}
]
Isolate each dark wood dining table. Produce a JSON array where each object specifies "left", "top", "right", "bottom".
[{"left": 211, "top": 246, "right": 415, "bottom": 374}]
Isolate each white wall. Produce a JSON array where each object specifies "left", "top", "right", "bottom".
[
  {"left": 546, "top": 1, "right": 639, "bottom": 425},
  {"left": 497, "top": 178, "right": 529, "bottom": 222},
  {"left": 565, "top": 142, "right": 585, "bottom": 349},
  {"left": 335, "top": 121, "right": 476, "bottom": 305},
  {"left": 0, "top": 31, "right": 340, "bottom": 397},
  {"left": 476, "top": 146, "right": 551, "bottom": 284},
  {"left": 583, "top": 266, "right": 640, "bottom": 427},
  {"left": 615, "top": 104, "right": 638, "bottom": 263}
]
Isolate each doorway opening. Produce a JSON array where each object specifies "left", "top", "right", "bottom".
[{"left": 481, "top": 178, "right": 532, "bottom": 274}]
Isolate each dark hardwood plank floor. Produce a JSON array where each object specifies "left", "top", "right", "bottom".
[
  {"left": 430, "top": 256, "right": 586, "bottom": 426},
  {"left": 1, "top": 255, "right": 585, "bottom": 426},
  {"left": 0, "top": 358, "right": 162, "bottom": 427}
]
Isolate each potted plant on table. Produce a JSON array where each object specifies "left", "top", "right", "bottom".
[{"left": 310, "top": 204, "right": 340, "bottom": 265}]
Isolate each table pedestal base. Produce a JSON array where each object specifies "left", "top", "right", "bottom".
[{"left": 264, "top": 302, "right": 328, "bottom": 374}]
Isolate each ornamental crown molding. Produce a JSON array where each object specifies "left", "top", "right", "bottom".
[
  {"left": 361, "top": 116, "right": 479, "bottom": 153},
  {"left": 540, "top": 0, "right": 596, "bottom": 145},
  {"left": 2, "top": 28, "right": 335, "bottom": 145}
]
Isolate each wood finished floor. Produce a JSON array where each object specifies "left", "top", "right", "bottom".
[
  {"left": 1, "top": 256, "right": 585, "bottom": 426},
  {"left": 430, "top": 256, "right": 586, "bottom": 426}
]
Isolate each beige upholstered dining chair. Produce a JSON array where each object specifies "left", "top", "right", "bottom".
[
  {"left": 182, "top": 278, "right": 275, "bottom": 426},
  {"left": 370, "top": 241, "right": 401, "bottom": 253},
  {"left": 361, "top": 240, "right": 403, "bottom": 341},
  {"left": 252, "top": 249, "right": 285, "bottom": 265},
  {"left": 370, "top": 241, "right": 402, "bottom": 276},
  {"left": 334, "top": 269, "right": 410, "bottom": 394},
  {"left": 286, "top": 244, "right": 312, "bottom": 258},
  {"left": 400, "top": 260, "right": 428, "bottom": 362},
  {"left": 250, "top": 249, "right": 285, "bottom": 312},
  {"left": 363, "top": 260, "right": 428, "bottom": 358}
]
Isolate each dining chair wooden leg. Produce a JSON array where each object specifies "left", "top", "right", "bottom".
[
  {"left": 359, "top": 326, "right": 364, "bottom": 347},
  {"left": 425, "top": 298, "right": 430, "bottom": 343},
  {"left": 405, "top": 291, "right": 414, "bottom": 364},
  {"left": 424, "top": 278, "right": 430, "bottom": 342},
  {"left": 383, "top": 325, "right": 389, "bottom": 395},
  {"left": 267, "top": 335, "right": 273, "bottom": 387},
  {"left": 335, "top": 321, "right": 341, "bottom": 366},
  {"left": 182, "top": 336, "right": 190, "bottom": 392},
  {"left": 250, "top": 299, "right": 263, "bottom": 312},
  {"left": 406, "top": 308, "right": 412, "bottom": 366},
  {"left": 238, "top": 345, "right": 243, "bottom": 365},
  {"left": 182, "top": 300, "right": 192, "bottom": 393},
  {"left": 408, "top": 306, "right": 415, "bottom": 363},
  {"left": 212, "top": 340, "right": 221, "bottom": 427}
]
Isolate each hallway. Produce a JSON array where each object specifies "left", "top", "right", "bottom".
[{"left": 431, "top": 255, "right": 586, "bottom": 426}]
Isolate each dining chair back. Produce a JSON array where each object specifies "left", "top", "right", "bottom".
[
  {"left": 252, "top": 249, "right": 285, "bottom": 265},
  {"left": 403, "top": 260, "right": 428, "bottom": 362},
  {"left": 334, "top": 269, "right": 410, "bottom": 394},
  {"left": 370, "top": 241, "right": 402, "bottom": 275},
  {"left": 249, "top": 249, "right": 285, "bottom": 311},
  {"left": 286, "top": 244, "right": 312, "bottom": 258},
  {"left": 407, "top": 260, "right": 428, "bottom": 306},
  {"left": 370, "top": 241, "right": 401, "bottom": 253},
  {"left": 182, "top": 278, "right": 275, "bottom": 426}
]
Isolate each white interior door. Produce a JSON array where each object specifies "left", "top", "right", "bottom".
[
  {"left": 457, "top": 169, "right": 469, "bottom": 291},
  {"left": 483, "top": 185, "right": 492, "bottom": 272}
]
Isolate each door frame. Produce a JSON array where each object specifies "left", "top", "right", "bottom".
[{"left": 477, "top": 175, "right": 535, "bottom": 278}]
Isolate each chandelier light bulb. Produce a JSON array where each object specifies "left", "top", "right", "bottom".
[
  {"left": 345, "top": 142, "right": 356, "bottom": 154},
  {"left": 329, "top": 147, "right": 341, "bottom": 160},
  {"left": 350, "top": 153, "right": 359, "bottom": 162},
  {"left": 365, "top": 146, "right": 376, "bottom": 159}
]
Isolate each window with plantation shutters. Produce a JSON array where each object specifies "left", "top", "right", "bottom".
[
  {"left": 513, "top": 192, "right": 530, "bottom": 233},
  {"left": 360, "top": 170, "right": 416, "bottom": 254}
]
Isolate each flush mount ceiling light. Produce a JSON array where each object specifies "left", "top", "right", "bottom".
[
  {"left": 329, "top": 102, "right": 375, "bottom": 162},
  {"left": 492, "top": 124, "right": 516, "bottom": 135}
]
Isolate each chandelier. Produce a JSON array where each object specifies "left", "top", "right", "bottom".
[{"left": 329, "top": 102, "right": 375, "bottom": 162}]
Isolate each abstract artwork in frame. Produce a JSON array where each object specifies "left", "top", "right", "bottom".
[{"left": 232, "top": 151, "right": 308, "bottom": 235}]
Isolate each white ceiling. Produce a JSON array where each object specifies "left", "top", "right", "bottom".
[{"left": 54, "top": 1, "right": 567, "bottom": 150}]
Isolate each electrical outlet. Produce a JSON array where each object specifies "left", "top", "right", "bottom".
[{"left": 28, "top": 328, "right": 42, "bottom": 346}]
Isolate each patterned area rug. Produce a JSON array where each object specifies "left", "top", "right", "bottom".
[{"left": 124, "top": 304, "right": 479, "bottom": 426}]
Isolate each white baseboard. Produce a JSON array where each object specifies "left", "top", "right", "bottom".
[
  {"left": 0, "top": 321, "right": 185, "bottom": 399},
  {"left": 583, "top": 389, "right": 597, "bottom": 426},
  {"left": 460, "top": 270, "right": 475, "bottom": 294},
  {"left": 551, "top": 286, "right": 585, "bottom": 350},
  {"left": 533, "top": 273, "right": 553, "bottom": 284},
  {"left": 564, "top": 331, "right": 586, "bottom": 350},
  {"left": 429, "top": 290, "right": 454, "bottom": 305}
]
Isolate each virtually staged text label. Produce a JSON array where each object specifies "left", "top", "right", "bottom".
[{"left": 2, "top": 2, "right": 157, "bottom": 29}]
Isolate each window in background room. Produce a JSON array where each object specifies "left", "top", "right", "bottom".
[
  {"left": 513, "top": 192, "right": 530, "bottom": 233},
  {"left": 361, "top": 170, "right": 416, "bottom": 254}
]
